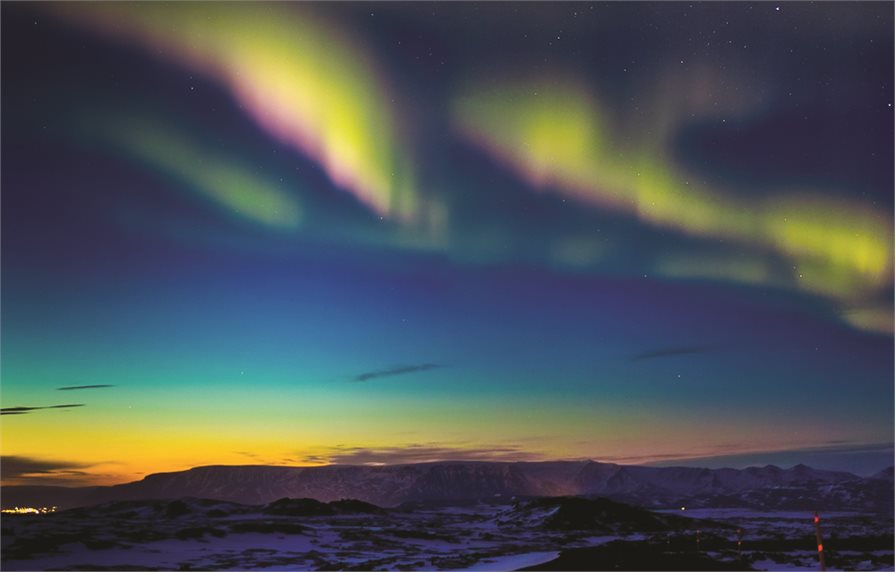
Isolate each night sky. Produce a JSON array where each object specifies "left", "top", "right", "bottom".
[{"left": 2, "top": 2, "right": 892, "bottom": 486}]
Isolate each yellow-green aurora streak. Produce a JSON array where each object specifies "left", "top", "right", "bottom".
[
  {"left": 55, "top": 2, "right": 417, "bottom": 222},
  {"left": 454, "top": 77, "right": 893, "bottom": 330},
  {"left": 103, "top": 117, "right": 302, "bottom": 229}
]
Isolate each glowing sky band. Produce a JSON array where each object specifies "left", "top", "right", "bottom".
[
  {"left": 103, "top": 117, "right": 303, "bottom": 229},
  {"left": 454, "top": 78, "right": 893, "bottom": 320},
  {"left": 56, "top": 3, "right": 417, "bottom": 222}
]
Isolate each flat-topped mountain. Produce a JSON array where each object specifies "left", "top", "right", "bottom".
[{"left": 3, "top": 460, "right": 891, "bottom": 512}]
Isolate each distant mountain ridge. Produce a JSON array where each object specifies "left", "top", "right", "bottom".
[{"left": 3, "top": 460, "right": 891, "bottom": 512}]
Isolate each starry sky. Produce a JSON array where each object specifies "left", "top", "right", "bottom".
[{"left": 2, "top": 2, "right": 892, "bottom": 486}]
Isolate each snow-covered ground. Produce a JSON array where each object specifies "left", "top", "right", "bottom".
[
  {"left": 3, "top": 533, "right": 322, "bottom": 571},
  {"left": 465, "top": 551, "right": 560, "bottom": 570},
  {"left": 2, "top": 498, "right": 891, "bottom": 571}
]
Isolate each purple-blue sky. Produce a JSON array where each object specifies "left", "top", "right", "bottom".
[{"left": 1, "top": 2, "right": 892, "bottom": 485}]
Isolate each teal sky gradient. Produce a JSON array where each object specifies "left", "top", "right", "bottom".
[{"left": 1, "top": 2, "right": 891, "bottom": 484}]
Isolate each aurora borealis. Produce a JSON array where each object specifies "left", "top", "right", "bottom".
[{"left": 1, "top": 2, "right": 892, "bottom": 486}]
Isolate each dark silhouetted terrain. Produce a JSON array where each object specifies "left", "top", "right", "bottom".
[{"left": 4, "top": 460, "right": 892, "bottom": 512}]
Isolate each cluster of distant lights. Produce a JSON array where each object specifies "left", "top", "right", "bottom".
[{"left": 1, "top": 506, "right": 57, "bottom": 515}]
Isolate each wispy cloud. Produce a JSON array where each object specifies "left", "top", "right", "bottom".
[
  {"left": 303, "top": 443, "right": 543, "bottom": 465},
  {"left": 643, "top": 441, "right": 895, "bottom": 476},
  {"left": 1, "top": 455, "right": 94, "bottom": 485},
  {"left": 57, "top": 384, "right": 115, "bottom": 391},
  {"left": 593, "top": 442, "right": 752, "bottom": 465},
  {"left": 1, "top": 404, "right": 85, "bottom": 415},
  {"left": 233, "top": 451, "right": 304, "bottom": 466},
  {"left": 352, "top": 363, "right": 443, "bottom": 382},
  {"left": 630, "top": 345, "right": 714, "bottom": 362}
]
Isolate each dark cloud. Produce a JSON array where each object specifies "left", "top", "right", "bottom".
[
  {"left": 304, "top": 443, "right": 544, "bottom": 465},
  {"left": 647, "top": 441, "right": 895, "bottom": 476},
  {"left": 630, "top": 346, "right": 714, "bottom": 362},
  {"left": 1, "top": 455, "right": 93, "bottom": 484},
  {"left": 233, "top": 452, "right": 303, "bottom": 466},
  {"left": 57, "top": 384, "right": 115, "bottom": 391},
  {"left": 602, "top": 442, "right": 751, "bottom": 464},
  {"left": 2, "top": 406, "right": 44, "bottom": 414},
  {"left": 352, "top": 363, "right": 442, "bottom": 382},
  {"left": 0, "top": 404, "right": 85, "bottom": 415}
]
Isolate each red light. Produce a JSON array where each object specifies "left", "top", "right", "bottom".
[
  {"left": 814, "top": 515, "right": 820, "bottom": 524},
  {"left": 817, "top": 544, "right": 823, "bottom": 552}
]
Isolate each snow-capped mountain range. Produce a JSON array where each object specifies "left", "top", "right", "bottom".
[{"left": 4, "top": 461, "right": 892, "bottom": 512}]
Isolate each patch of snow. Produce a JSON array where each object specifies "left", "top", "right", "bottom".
[
  {"left": 3, "top": 533, "right": 319, "bottom": 571},
  {"left": 750, "top": 558, "right": 819, "bottom": 571},
  {"left": 465, "top": 550, "right": 560, "bottom": 571}
]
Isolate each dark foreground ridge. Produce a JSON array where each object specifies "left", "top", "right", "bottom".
[
  {"left": 521, "top": 541, "right": 750, "bottom": 571},
  {"left": 2, "top": 495, "right": 892, "bottom": 571}
]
